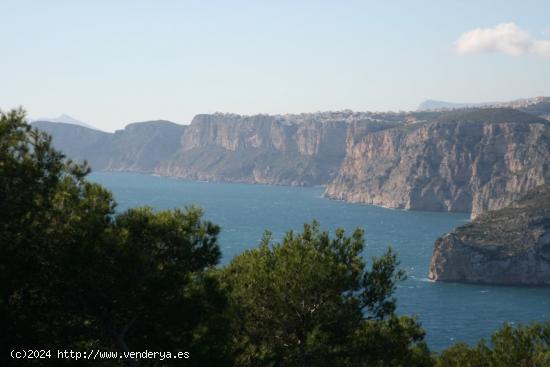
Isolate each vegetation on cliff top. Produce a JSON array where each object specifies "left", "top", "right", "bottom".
[
  {"left": 436, "top": 322, "right": 550, "bottom": 367},
  {"left": 392, "top": 108, "right": 549, "bottom": 133},
  {"left": 453, "top": 182, "right": 550, "bottom": 256}
]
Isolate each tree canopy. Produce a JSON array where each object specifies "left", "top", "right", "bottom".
[
  {"left": 1, "top": 109, "right": 231, "bottom": 366},
  {"left": 437, "top": 322, "right": 550, "bottom": 367},
  {"left": 220, "top": 223, "right": 432, "bottom": 367}
]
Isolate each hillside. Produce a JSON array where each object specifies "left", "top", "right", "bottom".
[
  {"left": 32, "top": 120, "right": 186, "bottom": 173},
  {"left": 30, "top": 114, "right": 99, "bottom": 130},
  {"left": 418, "top": 96, "right": 550, "bottom": 121},
  {"left": 155, "top": 113, "right": 352, "bottom": 186}
]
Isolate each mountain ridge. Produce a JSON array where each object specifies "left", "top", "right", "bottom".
[
  {"left": 417, "top": 96, "right": 550, "bottom": 115},
  {"left": 30, "top": 114, "right": 99, "bottom": 130}
]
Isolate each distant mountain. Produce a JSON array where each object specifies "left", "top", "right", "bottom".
[
  {"left": 30, "top": 114, "right": 99, "bottom": 130},
  {"left": 31, "top": 120, "right": 185, "bottom": 172},
  {"left": 417, "top": 100, "right": 495, "bottom": 111},
  {"left": 417, "top": 96, "right": 550, "bottom": 119}
]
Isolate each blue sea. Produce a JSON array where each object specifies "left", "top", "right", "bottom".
[{"left": 90, "top": 171, "right": 550, "bottom": 351}]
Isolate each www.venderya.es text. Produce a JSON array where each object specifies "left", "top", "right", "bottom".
[{"left": 10, "top": 349, "right": 190, "bottom": 361}]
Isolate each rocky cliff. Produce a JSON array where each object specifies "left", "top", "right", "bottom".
[
  {"left": 35, "top": 107, "right": 550, "bottom": 213},
  {"left": 155, "top": 113, "right": 349, "bottom": 186},
  {"left": 31, "top": 121, "right": 113, "bottom": 168},
  {"left": 33, "top": 112, "right": 361, "bottom": 186},
  {"left": 428, "top": 183, "right": 550, "bottom": 286},
  {"left": 105, "top": 121, "right": 186, "bottom": 172},
  {"left": 325, "top": 109, "right": 550, "bottom": 218}
]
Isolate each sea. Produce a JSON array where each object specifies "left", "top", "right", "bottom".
[{"left": 89, "top": 171, "right": 550, "bottom": 351}]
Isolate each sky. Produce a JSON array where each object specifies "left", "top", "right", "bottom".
[{"left": 1, "top": 0, "right": 549, "bottom": 131}]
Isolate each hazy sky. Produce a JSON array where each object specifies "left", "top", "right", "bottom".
[{"left": 1, "top": 0, "right": 549, "bottom": 131}]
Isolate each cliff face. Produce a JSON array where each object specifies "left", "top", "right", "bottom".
[
  {"left": 325, "top": 109, "right": 550, "bottom": 218},
  {"left": 428, "top": 183, "right": 550, "bottom": 286},
  {"left": 35, "top": 108, "right": 550, "bottom": 212},
  {"left": 155, "top": 113, "right": 348, "bottom": 186},
  {"left": 105, "top": 121, "right": 186, "bottom": 172},
  {"left": 33, "top": 113, "right": 352, "bottom": 186},
  {"left": 31, "top": 121, "right": 114, "bottom": 168}
]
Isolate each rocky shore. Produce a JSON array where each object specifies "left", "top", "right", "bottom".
[{"left": 428, "top": 183, "right": 550, "bottom": 285}]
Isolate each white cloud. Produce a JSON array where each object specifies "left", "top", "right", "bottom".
[{"left": 455, "top": 22, "right": 550, "bottom": 58}]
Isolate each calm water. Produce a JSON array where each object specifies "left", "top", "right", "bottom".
[{"left": 90, "top": 171, "right": 550, "bottom": 351}]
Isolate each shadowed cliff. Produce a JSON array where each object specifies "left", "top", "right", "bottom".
[{"left": 428, "top": 183, "right": 550, "bottom": 285}]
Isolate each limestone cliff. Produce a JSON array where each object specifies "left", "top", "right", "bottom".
[
  {"left": 33, "top": 113, "right": 354, "bottom": 186},
  {"left": 155, "top": 113, "right": 349, "bottom": 186},
  {"left": 325, "top": 109, "right": 550, "bottom": 218},
  {"left": 428, "top": 183, "right": 550, "bottom": 286},
  {"left": 35, "top": 108, "right": 550, "bottom": 209}
]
